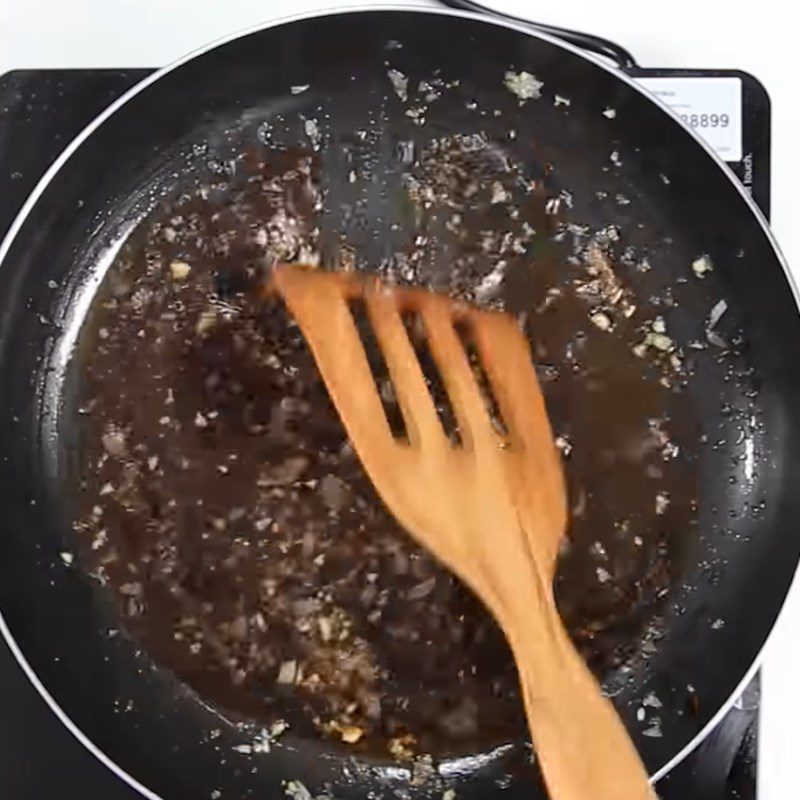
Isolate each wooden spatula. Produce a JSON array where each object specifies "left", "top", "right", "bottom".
[{"left": 271, "top": 264, "right": 657, "bottom": 800}]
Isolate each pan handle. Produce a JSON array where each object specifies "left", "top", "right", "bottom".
[{"left": 436, "top": 0, "right": 640, "bottom": 70}]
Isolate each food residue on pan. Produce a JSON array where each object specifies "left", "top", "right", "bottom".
[{"left": 70, "top": 79, "right": 699, "bottom": 765}]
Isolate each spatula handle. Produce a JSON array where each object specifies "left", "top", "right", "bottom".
[{"left": 508, "top": 600, "right": 658, "bottom": 800}]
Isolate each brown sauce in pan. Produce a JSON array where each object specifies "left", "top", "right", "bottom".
[{"left": 71, "top": 140, "right": 697, "bottom": 758}]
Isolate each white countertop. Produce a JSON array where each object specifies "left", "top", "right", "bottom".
[{"left": 1, "top": 1, "right": 798, "bottom": 797}]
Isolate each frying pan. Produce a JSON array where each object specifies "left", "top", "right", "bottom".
[{"left": 0, "top": 8, "right": 798, "bottom": 799}]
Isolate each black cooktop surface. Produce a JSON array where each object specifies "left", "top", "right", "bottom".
[{"left": 0, "top": 68, "right": 761, "bottom": 800}]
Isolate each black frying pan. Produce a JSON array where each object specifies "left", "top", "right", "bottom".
[{"left": 0, "top": 9, "right": 798, "bottom": 800}]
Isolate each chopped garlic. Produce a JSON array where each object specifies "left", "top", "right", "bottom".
[
  {"left": 285, "top": 780, "right": 313, "bottom": 800},
  {"left": 642, "top": 720, "right": 663, "bottom": 738},
  {"left": 490, "top": 181, "right": 510, "bottom": 204},
  {"left": 590, "top": 311, "right": 612, "bottom": 331},
  {"left": 169, "top": 260, "right": 191, "bottom": 281},
  {"left": 196, "top": 310, "right": 217, "bottom": 336},
  {"left": 692, "top": 254, "right": 713, "bottom": 278},
  {"left": 276, "top": 659, "right": 298, "bottom": 684},
  {"left": 340, "top": 724, "right": 365, "bottom": 744},
  {"left": 91, "top": 529, "right": 108, "bottom": 551},
  {"left": 270, "top": 719, "right": 288, "bottom": 738},
  {"left": 596, "top": 566, "right": 612, "bottom": 584},
  {"left": 387, "top": 69, "right": 408, "bottom": 101},
  {"left": 303, "top": 118, "right": 322, "bottom": 150},
  {"left": 645, "top": 332, "right": 674, "bottom": 352},
  {"left": 643, "top": 691, "right": 663, "bottom": 709},
  {"left": 474, "top": 261, "right": 506, "bottom": 302},
  {"left": 503, "top": 71, "right": 543, "bottom": 102},
  {"left": 554, "top": 435, "right": 573, "bottom": 458}
]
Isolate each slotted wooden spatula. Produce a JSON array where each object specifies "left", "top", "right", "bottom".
[{"left": 271, "top": 264, "right": 657, "bottom": 800}]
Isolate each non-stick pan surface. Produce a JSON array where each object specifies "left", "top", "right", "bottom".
[{"left": 1, "top": 9, "right": 799, "bottom": 800}]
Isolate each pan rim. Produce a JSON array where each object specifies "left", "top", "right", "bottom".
[{"left": 0, "top": 4, "right": 796, "bottom": 796}]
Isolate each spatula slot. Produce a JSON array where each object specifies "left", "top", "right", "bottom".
[
  {"left": 400, "top": 310, "right": 463, "bottom": 446},
  {"left": 454, "top": 318, "right": 509, "bottom": 437},
  {"left": 346, "top": 297, "right": 409, "bottom": 440}
]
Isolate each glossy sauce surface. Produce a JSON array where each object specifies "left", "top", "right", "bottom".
[{"left": 72, "top": 141, "right": 697, "bottom": 757}]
